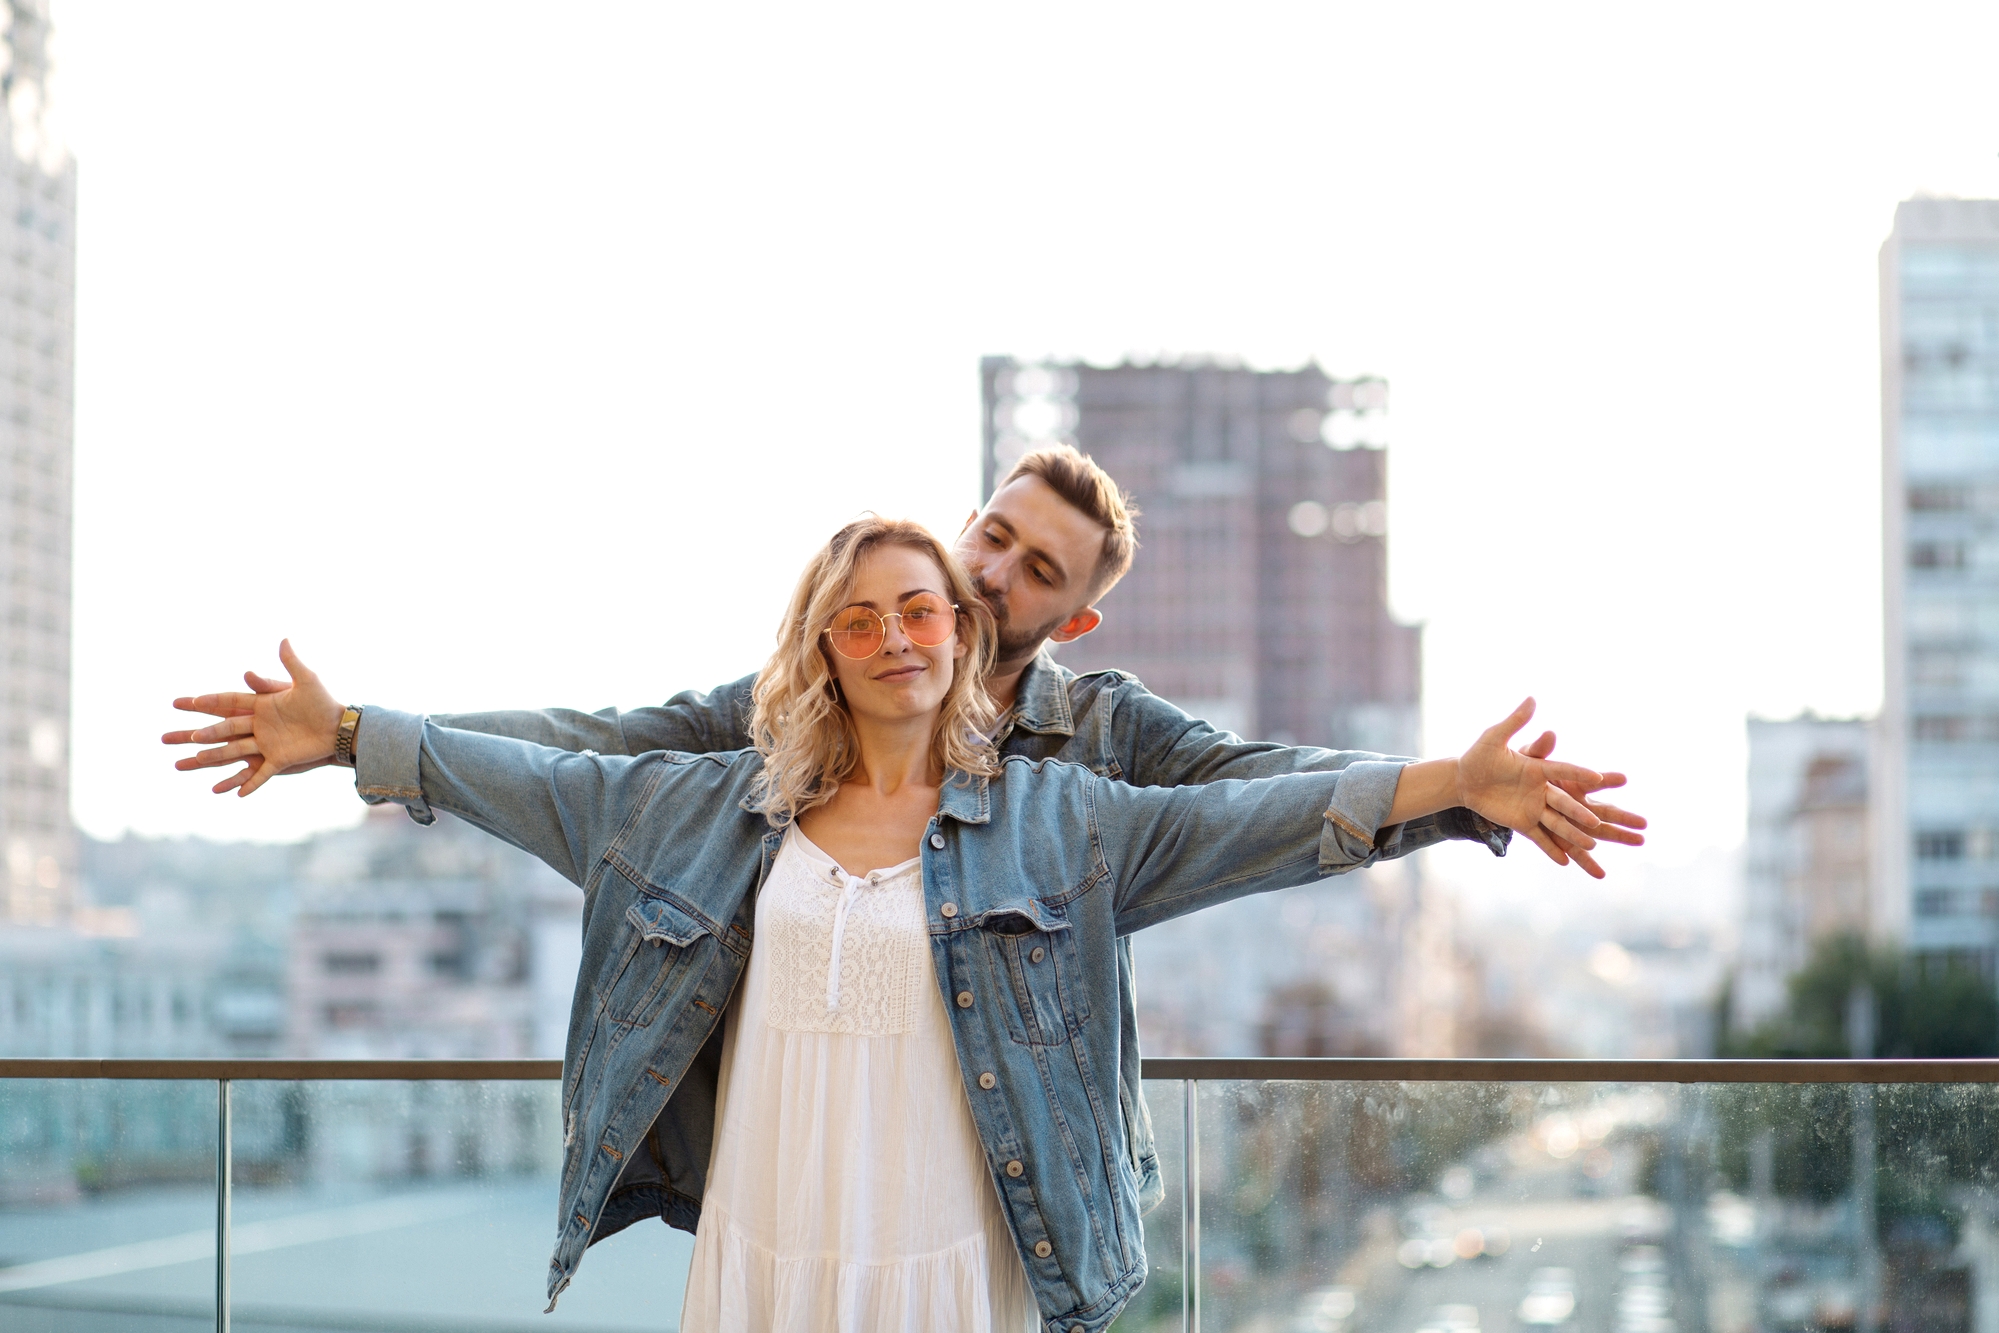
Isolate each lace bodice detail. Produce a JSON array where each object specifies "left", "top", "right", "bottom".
[{"left": 759, "top": 834, "right": 927, "bottom": 1035}]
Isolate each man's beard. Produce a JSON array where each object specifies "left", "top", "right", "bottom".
[{"left": 973, "top": 577, "right": 1066, "bottom": 662}]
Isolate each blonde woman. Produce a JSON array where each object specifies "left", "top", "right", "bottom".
[{"left": 165, "top": 517, "right": 1626, "bottom": 1333}]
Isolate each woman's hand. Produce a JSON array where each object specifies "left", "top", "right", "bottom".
[{"left": 162, "top": 639, "right": 345, "bottom": 797}]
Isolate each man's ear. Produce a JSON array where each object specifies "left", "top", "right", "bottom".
[{"left": 1047, "top": 607, "right": 1103, "bottom": 644}]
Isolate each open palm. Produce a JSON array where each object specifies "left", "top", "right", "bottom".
[{"left": 161, "top": 640, "right": 344, "bottom": 796}]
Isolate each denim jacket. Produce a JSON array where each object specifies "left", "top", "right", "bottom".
[
  {"left": 354, "top": 704, "right": 1430, "bottom": 1331},
  {"left": 431, "top": 659, "right": 1507, "bottom": 1211}
]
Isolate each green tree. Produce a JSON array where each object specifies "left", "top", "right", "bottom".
[{"left": 1723, "top": 932, "right": 1998, "bottom": 1058}]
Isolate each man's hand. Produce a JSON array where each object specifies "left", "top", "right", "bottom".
[
  {"left": 1517, "top": 725, "right": 1645, "bottom": 877},
  {"left": 1460, "top": 698, "right": 1645, "bottom": 879},
  {"left": 162, "top": 640, "right": 345, "bottom": 797}
]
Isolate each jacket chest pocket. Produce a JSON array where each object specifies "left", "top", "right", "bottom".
[
  {"left": 979, "top": 910, "right": 1092, "bottom": 1046},
  {"left": 605, "top": 895, "right": 713, "bottom": 1029}
]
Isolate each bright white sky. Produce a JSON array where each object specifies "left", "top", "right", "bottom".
[{"left": 51, "top": 2, "right": 1999, "bottom": 920}]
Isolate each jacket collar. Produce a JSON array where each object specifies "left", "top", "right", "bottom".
[
  {"left": 1005, "top": 650, "right": 1076, "bottom": 737},
  {"left": 937, "top": 770, "right": 992, "bottom": 826}
]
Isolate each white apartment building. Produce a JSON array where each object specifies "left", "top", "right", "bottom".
[
  {"left": 0, "top": 0, "right": 75, "bottom": 923},
  {"left": 1877, "top": 197, "right": 1999, "bottom": 965},
  {"left": 1734, "top": 714, "right": 1874, "bottom": 1032}
]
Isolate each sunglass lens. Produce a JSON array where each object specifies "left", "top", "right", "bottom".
[
  {"left": 900, "top": 593, "right": 955, "bottom": 646},
  {"left": 827, "top": 606, "right": 883, "bottom": 658}
]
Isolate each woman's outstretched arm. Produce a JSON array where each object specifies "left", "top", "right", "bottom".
[{"left": 1100, "top": 699, "right": 1643, "bottom": 933}]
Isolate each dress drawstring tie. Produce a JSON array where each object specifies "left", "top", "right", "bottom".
[{"left": 825, "top": 869, "right": 872, "bottom": 1012}]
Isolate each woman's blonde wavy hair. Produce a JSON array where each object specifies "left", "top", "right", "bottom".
[{"left": 749, "top": 517, "right": 999, "bottom": 827}]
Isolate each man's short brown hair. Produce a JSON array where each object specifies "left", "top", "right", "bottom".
[{"left": 997, "top": 444, "right": 1140, "bottom": 599}]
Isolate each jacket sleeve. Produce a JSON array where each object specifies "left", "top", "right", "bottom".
[
  {"left": 427, "top": 672, "right": 760, "bottom": 758},
  {"left": 352, "top": 706, "right": 671, "bottom": 887},
  {"left": 1104, "top": 676, "right": 1509, "bottom": 860},
  {"left": 1090, "top": 761, "right": 1409, "bottom": 935}
]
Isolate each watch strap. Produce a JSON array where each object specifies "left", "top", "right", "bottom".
[{"left": 334, "top": 706, "right": 363, "bottom": 768}]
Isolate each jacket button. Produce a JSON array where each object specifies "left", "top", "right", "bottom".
[
  {"left": 1006, "top": 1159, "right": 1024, "bottom": 1177},
  {"left": 930, "top": 832, "right": 946, "bottom": 849},
  {"left": 956, "top": 991, "right": 974, "bottom": 1008},
  {"left": 941, "top": 902, "right": 958, "bottom": 918},
  {"left": 1033, "top": 1240, "right": 1052, "bottom": 1258},
  {"left": 1029, "top": 946, "right": 1046, "bottom": 964},
  {"left": 978, "top": 1071, "right": 997, "bottom": 1090}
]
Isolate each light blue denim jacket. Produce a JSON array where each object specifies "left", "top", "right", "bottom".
[{"left": 354, "top": 667, "right": 1502, "bottom": 1331}]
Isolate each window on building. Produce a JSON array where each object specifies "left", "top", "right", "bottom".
[
  {"left": 1916, "top": 830, "right": 1964, "bottom": 860},
  {"left": 1910, "top": 483, "right": 1973, "bottom": 511},
  {"left": 428, "top": 951, "right": 469, "bottom": 980},
  {"left": 322, "top": 952, "right": 381, "bottom": 976},
  {"left": 1916, "top": 889, "right": 1955, "bottom": 917},
  {"left": 1915, "top": 714, "right": 1971, "bottom": 742},
  {"left": 324, "top": 1002, "right": 380, "bottom": 1029},
  {"left": 1910, "top": 541, "right": 1968, "bottom": 569}
]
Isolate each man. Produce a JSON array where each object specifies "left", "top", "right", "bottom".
[{"left": 169, "top": 444, "right": 1643, "bottom": 873}]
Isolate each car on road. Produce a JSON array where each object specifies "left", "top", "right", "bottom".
[
  {"left": 1517, "top": 1267, "right": 1578, "bottom": 1326},
  {"left": 1413, "top": 1303, "right": 1481, "bottom": 1333},
  {"left": 1286, "top": 1285, "right": 1357, "bottom": 1333}
]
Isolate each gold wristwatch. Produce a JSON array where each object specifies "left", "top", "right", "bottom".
[{"left": 333, "top": 706, "right": 363, "bottom": 768}]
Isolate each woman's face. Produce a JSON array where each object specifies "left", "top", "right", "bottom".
[{"left": 823, "top": 543, "right": 968, "bottom": 728}]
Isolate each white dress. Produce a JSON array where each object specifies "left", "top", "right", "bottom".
[{"left": 678, "top": 827, "right": 1037, "bottom": 1333}]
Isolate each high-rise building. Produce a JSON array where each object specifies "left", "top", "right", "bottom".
[
  {"left": 981, "top": 357, "right": 1419, "bottom": 752},
  {"left": 0, "top": 0, "right": 74, "bottom": 923},
  {"left": 1877, "top": 198, "right": 1999, "bottom": 967},
  {"left": 981, "top": 357, "right": 1456, "bottom": 1054}
]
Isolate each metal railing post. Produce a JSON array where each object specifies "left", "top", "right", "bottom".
[
  {"left": 215, "top": 1078, "right": 231, "bottom": 1333},
  {"left": 1182, "top": 1078, "right": 1200, "bottom": 1333}
]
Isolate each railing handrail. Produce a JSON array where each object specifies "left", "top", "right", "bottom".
[{"left": 6, "top": 1055, "right": 1999, "bottom": 1082}]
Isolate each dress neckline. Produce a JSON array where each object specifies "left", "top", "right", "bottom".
[{"left": 785, "top": 825, "right": 923, "bottom": 882}]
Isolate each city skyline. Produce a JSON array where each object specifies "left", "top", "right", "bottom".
[{"left": 33, "top": 1, "right": 1999, "bottom": 922}]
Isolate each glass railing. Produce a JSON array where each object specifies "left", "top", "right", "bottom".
[{"left": 5, "top": 1057, "right": 1996, "bottom": 1332}]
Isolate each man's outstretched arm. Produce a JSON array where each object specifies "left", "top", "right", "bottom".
[{"left": 166, "top": 657, "right": 760, "bottom": 795}]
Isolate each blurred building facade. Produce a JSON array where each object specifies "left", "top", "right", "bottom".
[
  {"left": 1877, "top": 197, "right": 1999, "bottom": 969},
  {"left": 982, "top": 357, "right": 1417, "bottom": 751},
  {"left": 286, "top": 806, "right": 575, "bottom": 1060},
  {"left": 0, "top": 0, "right": 75, "bottom": 923},
  {"left": 1734, "top": 714, "right": 1875, "bottom": 1032},
  {"left": 286, "top": 806, "right": 573, "bottom": 1060},
  {"left": 1, "top": 809, "right": 580, "bottom": 1061},
  {"left": 980, "top": 357, "right": 1465, "bottom": 1053}
]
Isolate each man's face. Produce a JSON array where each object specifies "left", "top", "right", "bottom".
[{"left": 953, "top": 475, "right": 1107, "bottom": 661}]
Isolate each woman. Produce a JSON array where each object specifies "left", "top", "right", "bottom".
[{"left": 166, "top": 517, "right": 1614, "bottom": 1333}]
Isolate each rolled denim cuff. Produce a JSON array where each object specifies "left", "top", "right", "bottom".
[
  {"left": 1317, "top": 759, "right": 1409, "bottom": 868},
  {"left": 353, "top": 706, "right": 435, "bottom": 826}
]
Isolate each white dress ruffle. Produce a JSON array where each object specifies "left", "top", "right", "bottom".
[{"left": 678, "top": 828, "right": 1037, "bottom": 1333}]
